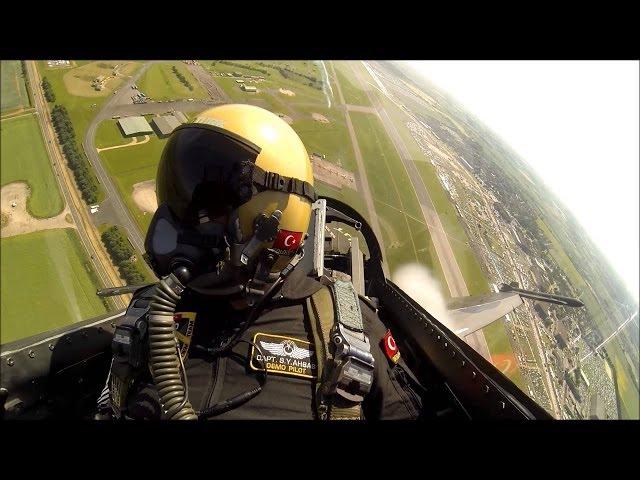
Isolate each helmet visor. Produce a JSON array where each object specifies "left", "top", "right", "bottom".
[{"left": 157, "top": 124, "right": 261, "bottom": 223}]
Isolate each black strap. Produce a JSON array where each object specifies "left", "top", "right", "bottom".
[{"left": 252, "top": 165, "right": 317, "bottom": 203}]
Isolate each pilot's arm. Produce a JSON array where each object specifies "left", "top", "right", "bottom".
[{"left": 360, "top": 300, "right": 426, "bottom": 420}]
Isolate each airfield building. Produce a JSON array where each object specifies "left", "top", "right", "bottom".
[
  {"left": 152, "top": 115, "right": 182, "bottom": 138},
  {"left": 117, "top": 116, "right": 154, "bottom": 137},
  {"left": 241, "top": 84, "right": 257, "bottom": 92},
  {"left": 174, "top": 111, "right": 188, "bottom": 124}
]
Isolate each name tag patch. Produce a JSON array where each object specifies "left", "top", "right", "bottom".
[
  {"left": 250, "top": 333, "right": 317, "bottom": 379},
  {"left": 173, "top": 311, "right": 197, "bottom": 360}
]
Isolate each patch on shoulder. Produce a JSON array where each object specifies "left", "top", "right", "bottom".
[
  {"left": 381, "top": 329, "right": 401, "bottom": 365},
  {"left": 250, "top": 333, "right": 317, "bottom": 380}
]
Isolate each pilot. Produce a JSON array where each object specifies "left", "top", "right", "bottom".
[{"left": 97, "top": 104, "right": 424, "bottom": 420}]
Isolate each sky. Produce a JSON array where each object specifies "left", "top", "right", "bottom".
[{"left": 406, "top": 61, "right": 639, "bottom": 302}]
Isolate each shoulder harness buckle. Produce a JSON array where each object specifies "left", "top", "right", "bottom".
[{"left": 308, "top": 277, "right": 375, "bottom": 419}]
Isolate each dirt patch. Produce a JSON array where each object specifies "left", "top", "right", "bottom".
[
  {"left": 491, "top": 353, "right": 518, "bottom": 376},
  {"left": 279, "top": 88, "right": 295, "bottom": 97},
  {"left": 1, "top": 182, "right": 75, "bottom": 238},
  {"left": 276, "top": 113, "right": 294, "bottom": 125},
  {"left": 63, "top": 61, "right": 138, "bottom": 98},
  {"left": 1, "top": 212, "right": 8, "bottom": 228},
  {"left": 65, "top": 213, "right": 73, "bottom": 224},
  {"left": 96, "top": 134, "right": 150, "bottom": 152},
  {"left": 132, "top": 180, "right": 158, "bottom": 214},
  {"left": 310, "top": 154, "right": 357, "bottom": 191},
  {"left": 312, "top": 112, "right": 330, "bottom": 123}
]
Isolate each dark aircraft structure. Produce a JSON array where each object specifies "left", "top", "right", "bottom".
[{"left": 0, "top": 197, "right": 584, "bottom": 420}]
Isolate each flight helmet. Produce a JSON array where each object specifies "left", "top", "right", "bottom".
[{"left": 145, "top": 104, "right": 316, "bottom": 289}]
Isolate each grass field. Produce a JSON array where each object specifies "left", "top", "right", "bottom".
[
  {"left": 139, "top": 62, "right": 209, "bottom": 102},
  {"left": 291, "top": 106, "right": 357, "bottom": 173},
  {"left": 95, "top": 119, "right": 133, "bottom": 149},
  {"left": 334, "top": 62, "right": 372, "bottom": 107},
  {"left": 483, "top": 320, "right": 526, "bottom": 389},
  {"left": 1, "top": 61, "right": 30, "bottom": 114},
  {"left": 207, "top": 61, "right": 328, "bottom": 107},
  {"left": 349, "top": 111, "right": 445, "bottom": 275},
  {"left": 99, "top": 130, "right": 167, "bottom": 235},
  {"left": 1, "top": 114, "right": 63, "bottom": 218},
  {"left": 0, "top": 229, "right": 108, "bottom": 344}
]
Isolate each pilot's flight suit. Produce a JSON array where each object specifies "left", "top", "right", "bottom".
[{"left": 107, "top": 267, "right": 425, "bottom": 420}]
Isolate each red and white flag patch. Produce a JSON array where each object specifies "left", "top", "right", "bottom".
[
  {"left": 382, "top": 330, "right": 401, "bottom": 364},
  {"left": 273, "top": 229, "right": 303, "bottom": 251}
]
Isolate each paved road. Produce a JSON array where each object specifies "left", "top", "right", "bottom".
[
  {"left": 348, "top": 61, "right": 492, "bottom": 361},
  {"left": 329, "top": 61, "right": 390, "bottom": 277},
  {"left": 107, "top": 99, "right": 218, "bottom": 118},
  {"left": 25, "top": 61, "right": 128, "bottom": 310},
  {"left": 82, "top": 63, "right": 155, "bottom": 254}
]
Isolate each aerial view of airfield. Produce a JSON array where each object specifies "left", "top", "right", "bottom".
[{"left": 1, "top": 60, "right": 637, "bottom": 419}]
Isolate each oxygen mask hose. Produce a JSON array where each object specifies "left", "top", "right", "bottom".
[{"left": 147, "top": 266, "right": 198, "bottom": 420}]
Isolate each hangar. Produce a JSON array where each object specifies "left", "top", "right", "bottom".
[
  {"left": 117, "top": 116, "right": 153, "bottom": 137},
  {"left": 174, "top": 111, "right": 188, "bottom": 124},
  {"left": 151, "top": 115, "right": 182, "bottom": 138}
]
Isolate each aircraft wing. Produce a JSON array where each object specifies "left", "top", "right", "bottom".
[
  {"left": 445, "top": 292, "right": 523, "bottom": 336},
  {"left": 444, "top": 285, "right": 584, "bottom": 337}
]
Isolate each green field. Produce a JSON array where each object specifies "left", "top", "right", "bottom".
[
  {"left": 0, "top": 229, "right": 108, "bottom": 344},
  {"left": 349, "top": 111, "right": 442, "bottom": 275},
  {"left": 95, "top": 118, "right": 134, "bottom": 149},
  {"left": 1, "top": 114, "right": 63, "bottom": 217},
  {"left": 1, "top": 61, "right": 30, "bottom": 114},
  {"left": 207, "top": 60, "right": 328, "bottom": 107},
  {"left": 334, "top": 62, "right": 372, "bottom": 107},
  {"left": 291, "top": 106, "right": 357, "bottom": 172},
  {"left": 139, "top": 62, "right": 209, "bottom": 102},
  {"left": 99, "top": 129, "right": 167, "bottom": 235},
  {"left": 483, "top": 320, "right": 526, "bottom": 389}
]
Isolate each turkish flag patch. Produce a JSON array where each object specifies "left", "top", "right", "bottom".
[
  {"left": 382, "top": 330, "right": 401, "bottom": 364},
  {"left": 273, "top": 229, "right": 303, "bottom": 251}
]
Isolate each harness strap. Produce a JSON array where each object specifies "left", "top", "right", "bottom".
[
  {"left": 308, "top": 280, "right": 374, "bottom": 420},
  {"left": 252, "top": 164, "right": 317, "bottom": 203}
]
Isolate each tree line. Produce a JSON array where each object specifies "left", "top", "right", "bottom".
[
  {"left": 50, "top": 105, "right": 98, "bottom": 204},
  {"left": 21, "top": 61, "right": 34, "bottom": 107},
  {"left": 257, "top": 62, "right": 323, "bottom": 90},
  {"left": 42, "top": 76, "right": 56, "bottom": 102},
  {"left": 217, "top": 61, "right": 270, "bottom": 76},
  {"left": 101, "top": 226, "right": 146, "bottom": 285},
  {"left": 171, "top": 66, "right": 193, "bottom": 91}
]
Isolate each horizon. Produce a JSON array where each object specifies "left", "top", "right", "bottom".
[{"left": 404, "top": 60, "right": 639, "bottom": 303}]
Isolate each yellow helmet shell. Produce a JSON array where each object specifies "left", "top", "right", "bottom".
[{"left": 195, "top": 104, "right": 314, "bottom": 267}]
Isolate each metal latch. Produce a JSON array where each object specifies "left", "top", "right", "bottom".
[{"left": 325, "top": 324, "right": 375, "bottom": 402}]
